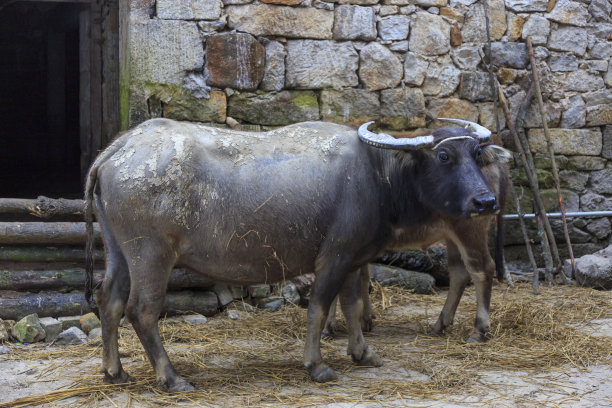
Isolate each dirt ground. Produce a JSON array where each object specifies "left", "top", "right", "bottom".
[{"left": 1, "top": 283, "right": 611, "bottom": 408}]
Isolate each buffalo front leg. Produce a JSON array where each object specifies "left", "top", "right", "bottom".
[
  {"left": 430, "top": 243, "right": 470, "bottom": 336},
  {"left": 124, "top": 250, "right": 194, "bottom": 392},
  {"left": 340, "top": 268, "right": 382, "bottom": 368},
  {"left": 465, "top": 253, "right": 494, "bottom": 343}
]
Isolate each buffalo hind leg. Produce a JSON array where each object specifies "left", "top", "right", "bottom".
[
  {"left": 340, "top": 268, "right": 382, "bottom": 367},
  {"left": 322, "top": 296, "right": 338, "bottom": 338},
  {"left": 430, "top": 243, "right": 470, "bottom": 336},
  {"left": 124, "top": 250, "right": 194, "bottom": 392},
  {"left": 96, "top": 220, "right": 132, "bottom": 384}
]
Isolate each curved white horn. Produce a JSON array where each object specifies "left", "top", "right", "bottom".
[
  {"left": 437, "top": 118, "right": 492, "bottom": 141},
  {"left": 358, "top": 121, "right": 434, "bottom": 150}
]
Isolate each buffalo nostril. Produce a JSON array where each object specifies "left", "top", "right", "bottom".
[{"left": 473, "top": 195, "right": 497, "bottom": 213}]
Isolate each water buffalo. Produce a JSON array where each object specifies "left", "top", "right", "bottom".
[
  {"left": 324, "top": 141, "right": 509, "bottom": 341},
  {"left": 84, "top": 118, "right": 510, "bottom": 391}
]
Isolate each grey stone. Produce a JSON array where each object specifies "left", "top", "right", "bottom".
[
  {"left": 586, "top": 104, "right": 612, "bottom": 126},
  {"left": 228, "top": 91, "right": 319, "bottom": 126},
  {"left": 213, "top": 284, "right": 235, "bottom": 306},
  {"left": 451, "top": 45, "right": 482, "bottom": 70},
  {"left": 260, "top": 41, "right": 286, "bottom": 92},
  {"left": 380, "top": 88, "right": 426, "bottom": 129},
  {"left": 182, "top": 314, "right": 208, "bottom": 324},
  {"left": 12, "top": 314, "right": 45, "bottom": 343},
  {"left": 574, "top": 245, "right": 612, "bottom": 289},
  {"left": 459, "top": 71, "right": 494, "bottom": 102},
  {"left": 534, "top": 46, "right": 550, "bottom": 60},
  {"left": 0, "top": 319, "right": 8, "bottom": 343},
  {"left": 227, "top": 5, "right": 333, "bottom": 39},
  {"left": 527, "top": 128, "right": 602, "bottom": 155},
  {"left": 378, "top": 15, "right": 410, "bottom": 41},
  {"left": 545, "top": 0, "right": 589, "bottom": 27},
  {"left": 584, "top": 59, "right": 609, "bottom": 72},
  {"left": 399, "top": 4, "right": 418, "bottom": 13},
  {"left": 0, "top": 346, "right": 9, "bottom": 354},
  {"left": 588, "top": 23, "right": 612, "bottom": 39},
  {"left": 403, "top": 51, "right": 428, "bottom": 86},
  {"left": 248, "top": 284, "right": 271, "bottom": 298},
  {"left": 489, "top": 42, "right": 528, "bottom": 69},
  {"left": 58, "top": 316, "right": 81, "bottom": 331},
  {"left": 54, "top": 327, "right": 88, "bottom": 345},
  {"left": 227, "top": 309, "right": 251, "bottom": 320},
  {"left": 568, "top": 155, "right": 607, "bottom": 171},
  {"left": 603, "top": 125, "right": 612, "bottom": 159},
  {"left": 504, "top": 0, "right": 548, "bottom": 12},
  {"left": 281, "top": 282, "right": 301, "bottom": 305},
  {"left": 581, "top": 192, "right": 612, "bottom": 211},
  {"left": 369, "top": 264, "right": 435, "bottom": 294},
  {"left": 320, "top": 88, "right": 380, "bottom": 126},
  {"left": 389, "top": 41, "right": 410, "bottom": 52},
  {"left": 589, "top": 0, "right": 612, "bottom": 21},
  {"left": 254, "top": 297, "right": 285, "bottom": 312},
  {"left": 421, "top": 56, "right": 461, "bottom": 97},
  {"left": 314, "top": 0, "right": 334, "bottom": 10},
  {"left": 88, "top": 327, "right": 102, "bottom": 342},
  {"left": 333, "top": 5, "right": 376, "bottom": 41},
  {"left": 564, "top": 70, "right": 606, "bottom": 92},
  {"left": 559, "top": 170, "right": 588, "bottom": 192},
  {"left": 286, "top": 40, "right": 358, "bottom": 88},
  {"left": 359, "top": 43, "right": 403, "bottom": 90},
  {"left": 560, "top": 95, "right": 586, "bottom": 128},
  {"left": 590, "top": 168, "right": 612, "bottom": 194},
  {"left": 586, "top": 218, "right": 612, "bottom": 240},
  {"left": 198, "top": 19, "right": 226, "bottom": 32},
  {"left": 409, "top": 12, "right": 451, "bottom": 56},
  {"left": 157, "top": 0, "right": 222, "bottom": 20},
  {"left": 130, "top": 20, "right": 203, "bottom": 85},
  {"left": 450, "top": 0, "right": 478, "bottom": 5},
  {"left": 427, "top": 6, "right": 439, "bottom": 14},
  {"left": 606, "top": 59, "right": 612, "bottom": 87},
  {"left": 229, "top": 286, "right": 248, "bottom": 299},
  {"left": 183, "top": 73, "right": 210, "bottom": 99},
  {"left": 549, "top": 26, "right": 588, "bottom": 56},
  {"left": 222, "top": 0, "right": 250, "bottom": 4},
  {"left": 462, "top": 0, "right": 506, "bottom": 42},
  {"left": 521, "top": 14, "right": 550, "bottom": 45},
  {"left": 379, "top": 5, "right": 399, "bottom": 16},
  {"left": 583, "top": 90, "right": 612, "bottom": 106},
  {"left": 549, "top": 53, "right": 578, "bottom": 72},
  {"left": 39, "top": 317, "right": 62, "bottom": 343}
]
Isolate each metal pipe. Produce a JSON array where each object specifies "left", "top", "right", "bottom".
[{"left": 503, "top": 211, "right": 612, "bottom": 220}]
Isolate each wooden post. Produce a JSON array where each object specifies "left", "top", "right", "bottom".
[
  {"left": 0, "top": 222, "right": 101, "bottom": 244},
  {"left": 0, "top": 197, "right": 84, "bottom": 218}
]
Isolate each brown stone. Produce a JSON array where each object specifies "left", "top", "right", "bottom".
[
  {"left": 527, "top": 128, "right": 602, "bottom": 155},
  {"left": 450, "top": 24, "right": 462, "bottom": 47},
  {"left": 440, "top": 7, "right": 464, "bottom": 23},
  {"left": 586, "top": 104, "right": 612, "bottom": 127},
  {"left": 497, "top": 67, "right": 517, "bottom": 84},
  {"left": 205, "top": 33, "right": 265, "bottom": 91},
  {"left": 148, "top": 86, "right": 227, "bottom": 123},
  {"left": 428, "top": 98, "right": 479, "bottom": 124},
  {"left": 260, "top": 0, "right": 302, "bottom": 4},
  {"left": 506, "top": 13, "right": 525, "bottom": 42}
]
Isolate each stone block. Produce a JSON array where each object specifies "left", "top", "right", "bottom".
[
  {"left": 585, "top": 218, "right": 611, "bottom": 240},
  {"left": 380, "top": 88, "right": 426, "bottom": 129},
  {"left": 580, "top": 192, "right": 612, "bottom": 212},
  {"left": 79, "top": 313, "right": 100, "bottom": 335},
  {"left": 462, "top": 0, "right": 505, "bottom": 42},
  {"left": 527, "top": 128, "right": 602, "bottom": 156},
  {"left": 589, "top": 39, "right": 612, "bottom": 60},
  {"left": 409, "top": 12, "right": 450, "bottom": 56},
  {"left": 130, "top": 20, "right": 203, "bottom": 85},
  {"left": 403, "top": 52, "right": 428, "bottom": 86},
  {"left": 358, "top": 43, "right": 403, "bottom": 90},
  {"left": 565, "top": 70, "right": 606, "bottom": 93},
  {"left": 450, "top": 23, "right": 462, "bottom": 46},
  {"left": 157, "top": 0, "right": 222, "bottom": 20},
  {"left": 489, "top": 41, "right": 528, "bottom": 69},
  {"left": 261, "top": 0, "right": 302, "bottom": 4},
  {"left": 182, "top": 314, "right": 208, "bottom": 324},
  {"left": 377, "top": 15, "right": 410, "bottom": 41},
  {"left": 228, "top": 91, "right": 319, "bottom": 126},
  {"left": 506, "top": 13, "right": 525, "bottom": 42},
  {"left": 559, "top": 170, "right": 588, "bottom": 192},
  {"left": 58, "top": 316, "right": 81, "bottom": 331},
  {"left": 286, "top": 40, "right": 358, "bottom": 89},
  {"left": 504, "top": 0, "right": 548, "bottom": 12},
  {"left": 451, "top": 45, "right": 482, "bottom": 70},
  {"left": 320, "top": 88, "right": 380, "bottom": 126},
  {"left": 205, "top": 32, "right": 265, "bottom": 91},
  {"left": 540, "top": 189, "right": 579, "bottom": 212},
  {"left": 333, "top": 5, "right": 376, "bottom": 41},
  {"left": 459, "top": 71, "right": 494, "bottom": 102},
  {"left": 440, "top": 7, "right": 464, "bottom": 23},
  {"left": 590, "top": 168, "right": 612, "bottom": 195},
  {"left": 54, "top": 327, "right": 87, "bottom": 345},
  {"left": 568, "top": 156, "right": 606, "bottom": 171},
  {"left": 549, "top": 53, "right": 578, "bottom": 72},
  {"left": 549, "top": 26, "right": 588, "bottom": 56},
  {"left": 281, "top": 282, "right": 301, "bottom": 305},
  {"left": 421, "top": 56, "right": 460, "bottom": 97},
  {"left": 428, "top": 98, "right": 479, "bottom": 123},
  {"left": 253, "top": 297, "right": 285, "bottom": 312},
  {"left": 560, "top": 96, "right": 586, "bottom": 128},
  {"left": 369, "top": 264, "right": 435, "bottom": 294},
  {"left": 38, "top": 317, "right": 61, "bottom": 342},
  {"left": 589, "top": 0, "right": 612, "bottom": 22},
  {"left": 603, "top": 125, "right": 612, "bottom": 159},
  {"left": 545, "top": 0, "right": 589, "bottom": 27},
  {"left": 478, "top": 102, "right": 506, "bottom": 131},
  {"left": 213, "top": 284, "right": 235, "bottom": 307},
  {"left": 521, "top": 14, "right": 550, "bottom": 45},
  {"left": 88, "top": 327, "right": 102, "bottom": 342},
  {"left": 574, "top": 245, "right": 612, "bottom": 290},
  {"left": 583, "top": 90, "right": 612, "bottom": 107},
  {"left": 12, "top": 314, "right": 45, "bottom": 343},
  {"left": 586, "top": 104, "right": 612, "bottom": 127},
  {"left": 227, "top": 5, "right": 333, "bottom": 39},
  {"left": 260, "top": 41, "right": 286, "bottom": 92},
  {"left": 0, "top": 319, "right": 8, "bottom": 342},
  {"left": 148, "top": 86, "right": 227, "bottom": 123}
]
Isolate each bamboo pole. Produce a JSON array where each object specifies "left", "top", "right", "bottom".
[
  {"left": 526, "top": 36, "right": 574, "bottom": 282},
  {"left": 510, "top": 185, "right": 539, "bottom": 294},
  {"left": 0, "top": 222, "right": 101, "bottom": 244}
]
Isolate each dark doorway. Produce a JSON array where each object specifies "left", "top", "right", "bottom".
[{"left": 0, "top": 1, "right": 91, "bottom": 198}]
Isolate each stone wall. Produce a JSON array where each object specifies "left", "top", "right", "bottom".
[{"left": 121, "top": 0, "right": 612, "bottom": 260}]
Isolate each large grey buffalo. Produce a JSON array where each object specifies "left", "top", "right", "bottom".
[{"left": 85, "top": 118, "right": 510, "bottom": 391}]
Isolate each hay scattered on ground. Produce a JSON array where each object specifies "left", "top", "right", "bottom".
[{"left": 2, "top": 283, "right": 611, "bottom": 407}]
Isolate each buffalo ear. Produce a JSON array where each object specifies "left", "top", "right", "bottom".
[{"left": 482, "top": 145, "right": 512, "bottom": 165}]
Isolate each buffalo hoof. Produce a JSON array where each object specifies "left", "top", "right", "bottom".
[
  {"left": 427, "top": 326, "right": 444, "bottom": 336},
  {"left": 103, "top": 369, "right": 134, "bottom": 385},
  {"left": 321, "top": 326, "right": 335, "bottom": 339},
  {"left": 168, "top": 380, "right": 196, "bottom": 392},
  {"left": 309, "top": 364, "right": 338, "bottom": 383},
  {"left": 466, "top": 331, "right": 487, "bottom": 343},
  {"left": 361, "top": 315, "right": 374, "bottom": 333},
  {"left": 353, "top": 347, "right": 383, "bottom": 367}
]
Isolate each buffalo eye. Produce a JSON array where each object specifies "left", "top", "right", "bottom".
[{"left": 437, "top": 151, "right": 450, "bottom": 163}]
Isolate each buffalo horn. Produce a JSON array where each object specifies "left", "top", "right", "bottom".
[
  {"left": 358, "top": 121, "right": 434, "bottom": 150},
  {"left": 437, "top": 118, "right": 492, "bottom": 141}
]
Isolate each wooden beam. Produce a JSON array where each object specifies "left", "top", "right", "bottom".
[{"left": 0, "top": 222, "right": 101, "bottom": 244}]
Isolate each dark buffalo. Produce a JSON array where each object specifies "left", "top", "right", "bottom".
[
  {"left": 84, "top": 118, "right": 510, "bottom": 391},
  {"left": 324, "top": 142, "right": 509, "bottom": 341}
]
